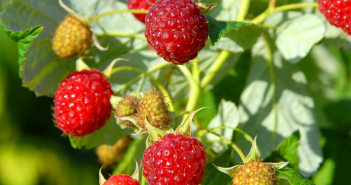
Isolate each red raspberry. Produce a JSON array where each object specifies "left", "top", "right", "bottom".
[
  {"left": 144, "top": 0, "right": 209, "bottom": 65},
  {"left": 318, "top": 0, "right": 351, "bottom": 35},
  {"left": 127, "top": 0, "right": 155, "bottom": 23},
  {"left": 54, "top": 69, "right": 113, "bottom": 136},
  {"left": 103, "top": 174, "right": 140, "bottom": 185},
  {"left": 142, "top": 133, "right": 206, "bottom": 185}
]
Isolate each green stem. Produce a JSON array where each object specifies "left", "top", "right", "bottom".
[
  {"left": 207, "top": 130, "right": 246, "bottom": 162},
  {"left": 236, "top": 0, "right": 251, "bottom": 21},
  {"left": 113, "top": 62, "right": 169, "bottom": 93},
  {"left": 178, "top": 65, "right": 201, "bottom": 112},
  {"left": 252, "top": 3, "right": 318, "bottom": 24},
  {"left": 192, "top": 58, "right": 200, "bottom": 83},
  {"left": 89, "top": 9, "right": 148, "bottom": 23},
  {"left": 94, "top": 32, "right": 145, "bottom": 39},
  {"left": 208, "top": 126, "right": 254, "bottom": 143},
  {"left": 111, "top": 66, "right": 174, "bottom": 111},
  {"left": 200, "top": 50, "right": 231, "bottom": 89},
  {"left": 268, "top": 0, "right": 276, "bottom": 10},
  {"left": 141, "top": 176, "right": 146, "bottom": 185}
]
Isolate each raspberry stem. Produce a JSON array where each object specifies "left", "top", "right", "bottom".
[
  {"left": 200, "top": 50, "right": 231, "bottom": 89},
  {"left": 205, "top": 130, "right": 246, "bottom": 162},
  {"left": 252, "top": 3, "right": 318, "bottom": 24},
  {"left": 237, "top": 0, "right": 251, "bottom": 21},
  {"left": 89, "top": 9, "right": 149, "bottom": 23},
  {"left": 113, "top": 62, "right": 169, "bottom": 94},
  {"left": 208, "top": 126, "right": 254, "bottom": 144},
  {"left": 192, "top": 58, "right": 200, "bottom": 83}
]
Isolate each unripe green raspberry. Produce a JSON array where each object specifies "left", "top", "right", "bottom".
[
  {"left": 115, "top": 95, "right": 140, "bottom": 128},
  {"left": 233, "top": 161, "right": 275, "bottom": 185},
  {"left": 137, "top": 89, "right": 171, "bottom": 130},
  {"left": 52, "top": 15, "right": 93, "bottom": 58}
]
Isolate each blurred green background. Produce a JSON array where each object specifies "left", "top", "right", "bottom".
[
  {"left": 0, "top": 1, "right": 100, "bottom": 184},
  {"left": 1, "top": 0, "right": 351, "bottom": 184}
]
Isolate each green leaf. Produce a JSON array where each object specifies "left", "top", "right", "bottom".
[
  {"left": 205, "top": 14, "right": 248, "bottom": 45},
  {"left": 68, "top": 116, "right": 132, "bottom": 149},
  {"left": 201, "top": 147, "right": 234, "bottom": 185},
  {"left": 264, "top": 11, "right": 326, "bottom": 63},
  {"left": 1, "top": 25, "right": 43, "bottom": 67},
  {"left": 205, "top": 0, "right": 242, "bottom": 21},
  {"left": 204, "top": 99, "right": 239, "bottom": 153},
  {"left": 265, "top": 131, "right": 300, "bottom": 170},
  {"left": 0, "top": 0, "right": 76, "bottom": 96},
  {"left": 276, "top": 168, "right": 316, "bottom": 185},
  {"left": 237, "top": 35, "right": 322, "bottom": 176},
  {"left": 205, "top": 14, "right": 263, "bottom": 52}
]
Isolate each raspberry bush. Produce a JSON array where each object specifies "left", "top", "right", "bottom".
[{"left": 2, "top": 0, "right": 350, "bottom": 184}]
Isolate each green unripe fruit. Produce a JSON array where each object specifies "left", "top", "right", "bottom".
[
  {"left": 137, "top": 89, "right": 171, "bottom": 130},
  {"left": 115, "top": 96, "right": 140, "bottom": 129},
  {"left": 52, "top": 15, "right": 93, "bottom": 58},
  {"left": 233, "top": 161, "right": 275, "bottom": 185}
]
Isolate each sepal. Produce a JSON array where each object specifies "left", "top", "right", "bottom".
[
  {"left": 93, "top": 34, "right": 109, "bottom": 51},
  {"left": 175, "top": 107, "right": 207, "bottom": 136},
  {"left": 76, "top": 57, "right": 90, "bottom": 71},
  {"left": 131, "top": 159, "right": 140, "bottom": 181},
  {"left": 268, "top": 162, "right": 289, "bottom": 170},
  {"left": 244, "top": 136, "right": 261, "bottom": 164},
  {"left": 99, "top": 168, "right": 107, "bottom": 185},
  {"left": 212, "top": 164, "right": 242, "bottom": 177},
  {"left": 102, "top": 58, "right": 130, "bottom": 79},
  {"left": 197, "top": 2, "right": 217, "bottom": 13}
]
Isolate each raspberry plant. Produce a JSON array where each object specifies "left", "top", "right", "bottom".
[{"left": 2, "top": 0, "right": 351, "bottom": 184}]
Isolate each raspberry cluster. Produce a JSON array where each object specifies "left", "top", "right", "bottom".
[
  {"left": 233, "top": 161, "right": 275, "bottom": 185},
  {"left": 142, "top": 133, "right": 206, "bottom": 185},
  {"left": 103, "top": 174, "right": 140, "bottom": 185},
  {"left": 54, "top": 69, "right": 113, "bottom": 136},
  {"left": 127, "top": 0, "right": 155, "bottom": 23},
  {"left": 144, "top": 0, "right": 209, "bottom": 65},
  {"left": 318, "top": 0, "right": 351, "bottom": 35},
  {"left": 52, "top": 15, "right": 93, "bottom": 58}
]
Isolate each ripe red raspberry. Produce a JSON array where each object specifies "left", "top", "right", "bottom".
[
  {"left": 103, "top": 174, "right": 140, "bottom": 185},
  {"left": 127, "top": 0, "right": 155, "bottom": 23},
  {"left": 144, "top": 0, "right": 209, "bottom": 65},
  {"left": 54, "top": 69, "right": 113, "bottom": 136},
  {"left": 318, "top": 0, "right": 351, "bottom": 35},
  {"left": 142, "top": 133, "right": 206, "bottom": 185}
]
